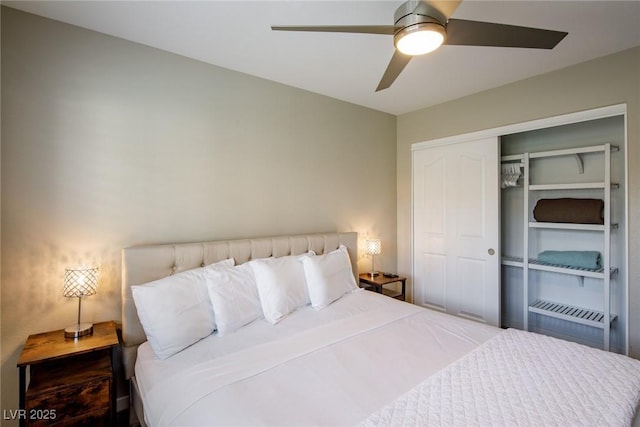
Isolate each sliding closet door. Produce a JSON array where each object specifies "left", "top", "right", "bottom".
[{"left": 413, "top": 137, "right": 500, "bottom": 326}]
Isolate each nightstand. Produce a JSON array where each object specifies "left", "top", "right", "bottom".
[
  {"left": 17, "top": 321, "right": 119, "bottom": 427},
  {"left": 359, "top": 273, "right": 407, "bottom": 301}
]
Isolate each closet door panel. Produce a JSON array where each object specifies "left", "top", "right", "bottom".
[
  {"left": 455, "top": 146, "right": 499, "bottom": 324},
  {"left": 414, "top": 150, "right": 449, "bottom": 310},
  {"left": 457, "top": 153, "right": 486, "bottom": 238},
  {"left": 421, "top": 156, "right": 446, "bottom": 235},
  {"left": 413, "top": 137, "right": 500, "bottom": 326},
  {"left": 416, "top": 253, "right": 447, "bottom": 310},
  {"left": 456, "top": 257, "right": 487, "bottom": 321}
]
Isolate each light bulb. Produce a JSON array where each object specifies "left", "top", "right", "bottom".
[{"left": 395, "top": 23, "right": 445, "bottom": 56}]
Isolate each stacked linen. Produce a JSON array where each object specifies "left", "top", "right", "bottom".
[
  {"left": 532, "top": 198, "right": 606, "bottom": 271},
  {"left": 533, "top": 198, "right": 604, "bottom": 224},
  {"left": 537, "top": 250, "right": 602, "bottom": 270}
]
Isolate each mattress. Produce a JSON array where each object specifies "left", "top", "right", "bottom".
[{"left": 135, "top": 290, "right": 500, "bottom": 426}]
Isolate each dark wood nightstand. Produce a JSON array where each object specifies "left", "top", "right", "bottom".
[
  {"left": 17, "top": 321, "right": 119, "bottom": 427},
  {"left": 359, "top": 273, "right": 407, "bottom": 301}
]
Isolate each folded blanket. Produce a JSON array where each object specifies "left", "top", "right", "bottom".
[
  {"left": 533, "top": 198, "right": 604, "bottom": 224},
  {"left": 537, "top": 250, "right": 602, "bottom": 270}
]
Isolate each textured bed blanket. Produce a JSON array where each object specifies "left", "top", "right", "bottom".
[{"left": 361, "top": 328, "right": 640, "bottom": 427}]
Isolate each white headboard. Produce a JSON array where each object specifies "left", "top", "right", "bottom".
[{"left": 121, "top": 231, "right": 357, "bottom": 378}]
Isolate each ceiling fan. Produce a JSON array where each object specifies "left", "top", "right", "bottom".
[{"left": 272, "top": 0, "right": 567, "bottom": 92}]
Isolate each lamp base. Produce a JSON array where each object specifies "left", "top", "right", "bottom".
[
  {"left": 64, "top": 323, "right": 94, "bottom": 339},
  {"left": 369, "top": 271, "right": 380, "bottom": 277}
]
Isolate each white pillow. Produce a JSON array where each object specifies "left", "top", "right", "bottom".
[
  {"left": 205, "top": 262, "right": 263, "bottom": 336},
  {"left": 250, "top": 253, "right": 311, "bottom": 324},
  {"left": 302, "top": 245, "right": 358, "bottom": 310},
  {"left": 132, "top": 259, "right": 233, "bottom": 359}
]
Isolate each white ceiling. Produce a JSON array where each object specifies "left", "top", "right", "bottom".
[{"left": 4, "top": 0, "right": 640, "bottom": 115}]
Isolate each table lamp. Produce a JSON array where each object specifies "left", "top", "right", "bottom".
[
  {"left": 365, "top": 239, "right": 381, "bottom": 277},
  {"left": 63, "top": 266, "right": 99, "bottom": 338}
]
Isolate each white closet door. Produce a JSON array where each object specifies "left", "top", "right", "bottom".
[{"left": 413, "top": 137, "right": 500, "bottom": 326}]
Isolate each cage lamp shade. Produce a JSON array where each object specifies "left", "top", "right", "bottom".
[
  {"left": 365, "top": 239, "right": 382, "bottom": 256},
  {"left": 365, "top": 239, "right": 381, "bottom": 277},
  {"left": 63, "top": 266, "right": 98, "bottom": 338}
]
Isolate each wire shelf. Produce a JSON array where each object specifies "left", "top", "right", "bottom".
[
  {"left": 501, "top": 256, "right": 617, "bottom": 279},
  {"left": 529, "top": 299, "right": 616, "bottom": 329}
]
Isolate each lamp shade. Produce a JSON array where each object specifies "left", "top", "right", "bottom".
[
  {"left": 365, "top": 239, "right": 382, "bottom": 256},
  {"left": 63, "top": 267, "right": 99, "bottom": 298}
]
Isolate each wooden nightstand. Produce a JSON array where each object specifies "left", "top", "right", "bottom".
[
  {"left": 17, "top": 321, "right": 119, "bottom": 427},
  {"left": 359, "top": 273, "right": 407, "bottom": 301}
]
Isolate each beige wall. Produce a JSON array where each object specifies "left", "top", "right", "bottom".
[
  {"left": 397, "top": 46, "right": 640, "bottom": 356},
  {"left": 0, "top": 7, "right": 397, "bottom": 413}
]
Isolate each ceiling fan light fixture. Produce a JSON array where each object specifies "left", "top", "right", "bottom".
[{"left": 394, "top": 23, "right": 445, "bottom": 56}]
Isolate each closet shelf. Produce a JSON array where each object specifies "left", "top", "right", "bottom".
[
  {"left": 528, "top": 259, "right": 617, "bottom": 278},
  {"left": 528, "top": 222, "right": 618, "bottom": 231},
  {"left": 501, "top": 154, "right": 524, "bottom": 162},
  {"left": 501, "top": 144, "right": 618, "bottom": 163},
  {"left": 501, "top": 256, "right": 524, "bottom": 268},
  {"left": 529, "top": 182, "right": 619, "bottom": 191},
  {"left": 528, "top": 144, "right": 618, "bottom": 159},
  {"left": 501, "top": 256, "right": 618, "bottom": 279},
  {"left": 529, "top": 299, "right": 617, "bottom": 329}
]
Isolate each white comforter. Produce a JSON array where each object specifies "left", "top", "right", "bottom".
[
  {"left": 362, "top": 328, "right": 640, "bottom": 427},
  {"left": 136, "top": 291, "right": 499, "bottom": 426},
  {"left": 135, "top": 291, "right": 640, "bottom": 426}
]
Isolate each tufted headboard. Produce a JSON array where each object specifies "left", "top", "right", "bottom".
[{"left": 121, "top": 231, "right": 357, "bottom": 379}]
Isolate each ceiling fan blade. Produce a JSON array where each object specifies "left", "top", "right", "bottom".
[
  {"left": 271, "top": 25, "right": 397, "bottom": 35},
  {"left": 419, "top": 0, "right": 462, "bottom": 20},
  {"left": 376, "top": 50, "right": 412, "bottom": 92},
  {"left": 444, "top": 19, "right": 568, "bottom": 49}
]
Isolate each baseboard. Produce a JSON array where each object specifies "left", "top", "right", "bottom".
[{"left": 117, "top": 395, "right": 130, "bottom": 412}]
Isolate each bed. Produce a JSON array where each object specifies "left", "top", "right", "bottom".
[{"left": 121, "top": 232, "right": 640, "bottom": 426}]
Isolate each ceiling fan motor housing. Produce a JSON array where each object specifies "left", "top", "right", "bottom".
[
  {"left": 394, "top": 1, "right": 448, "bottom": 27},
  {"left": 393, "top": 1, "right": 447, "bottom": 54}
]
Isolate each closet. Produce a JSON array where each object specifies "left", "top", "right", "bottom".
[{"left": 412, "top": 105, "right": 628, "bottom": 354}]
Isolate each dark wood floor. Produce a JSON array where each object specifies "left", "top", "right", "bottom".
[{"left": 117, "top": 409, "right": 135, "bottom": 427}]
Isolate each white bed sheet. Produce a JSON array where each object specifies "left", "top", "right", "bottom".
[{"left": 135, "top": 290, "right": 500, "bottom": 426}]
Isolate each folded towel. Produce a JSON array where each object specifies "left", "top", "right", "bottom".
[
  {"left": 533, "top": 198, "right": 604, "bottom": 224},
  {"left": 537, "top": 250, "right": 602, "bottom": 270}
]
